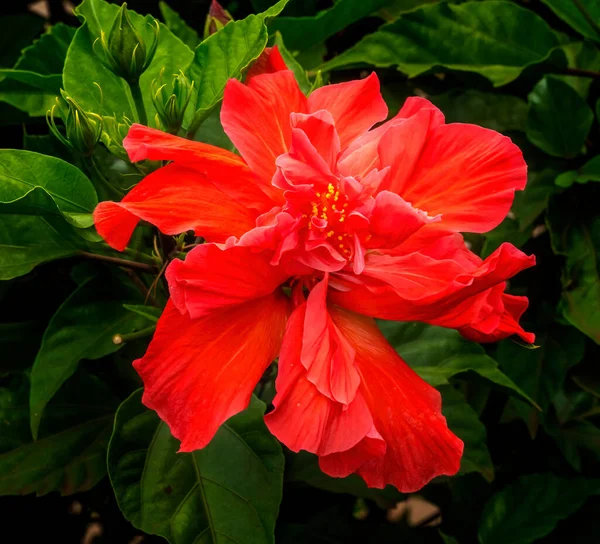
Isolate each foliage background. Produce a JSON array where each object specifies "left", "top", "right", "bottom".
[{"left": 1, "top": 0, "right": 599, "bottom": 542}]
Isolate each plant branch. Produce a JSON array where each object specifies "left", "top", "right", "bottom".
[
  {"left": 556, "top": 67, "right": 600, "bottom": 79},
  {"left": 130, "top": 81, "right": 148, "bottom": 125},
  {"left": 78, "top": 251, "right": 158, "bottom": 272}
]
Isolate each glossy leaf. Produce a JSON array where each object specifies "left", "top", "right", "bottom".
[
  {"left": 29, "top": 274, "right": 148, "bottom": 439},
  {"left": 0, "top": 150, "right": 97, "bottom": 228},
  {"left": 0, "top": 215, "right": 79, "bottom": 280},
  {"left": 556, "top": 155, "right": 600, "bottom": 188},
  {"left": 379, "top": 321, "right": 537, "bottom": 406},
  {"left": 159, "top": 1, "right": 200, "bottom": 50},
  {"left": 526, "top": 76, "right": 593, "bottom": 158},
  {"left": 540, "top": 0, "right": 600, "bottom": 43},
  {"left": 108, "top": 391, "right": 284, "bottom": 544},
  {"left": 478, "top": 473, "right": 600, "bottom": 544},
  {"left": 270, "top": 0, "right": 394, "bottom": 51},
  {"left": 319, "top": 1, "right": 562, "bottom": 87},
  {"left": 189, "top": 14, "right": 268, "bottom": 114},
  {"left": 496, "top": 325, "right": 586, "bottom": 437}
]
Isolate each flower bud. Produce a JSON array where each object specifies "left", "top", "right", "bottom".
[
  {"left": 101, "top": 115, "right": 134, "bottom": 162},
  {"left": 47, "top": 90, "right": 103, "bottom": 156},
  {"left": 98, "top": 3, "right": 159, "bottom": 83},
  {"left": 204, "top": 0, "right": 233, "bottom": 38},
  {"left": 151, "top": 69, "right": 194, "bottom": 134}
]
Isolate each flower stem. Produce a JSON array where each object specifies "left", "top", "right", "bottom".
[
  {"left": 113, "top": 325, "right": 156, "bottom": 345},
  {"left": 130, "top": 81, "right": 148, "bottom": 125},
  {"left": 78, "top": 251, "right": 158, "bottom": 272}
]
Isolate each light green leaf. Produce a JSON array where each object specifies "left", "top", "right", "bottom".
[
  {"left": 478, "top": 473, "right": 600, "bottom": 544},
  {"left": 526, "top": 76, "right": 593, "bottom": 158},
  {"left": 108, "top": 391, "right": 284, "bottom": 544},
  {"left": 29, "top": 274, "right": 148, "bottom": 439},
  {"left": 440, "top": 385, "right": 494, "bottom": 481},
  {"left": 556, "top": 155, "right": 600, "bottom": 188},
  {"left": 379, "top": 321, "right": 537, "bottom": 406},
  {"left": 158, "top": 1, "right": 200, "bottom": 49},
  {"left": 270, "top": 0, "right": 393, "bottom": 51},
  {"left": 540, "top": 0, "right": 600, "bottom": 43},
  {"left": 319, "top": 1, "right": 563, "bottom": 87},
  {"left": 0, "top": 150, "right": 97, "bottom": 228},
  {"left": 189, "top": 14, "right": 268, "bottom": 114},
  {"left": 258, "top": 0, "right": 292, "bottom": 22}
]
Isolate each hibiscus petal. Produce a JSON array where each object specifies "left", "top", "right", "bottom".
[
  {"left": 166, "top": 243, "right": 289, "bottom": 319},
  {"left": 290, "top": 110, "right": 341, "bottom": 171},
  {"left": 93, "top": 163, "right": 257, "bottom": 251},
  {"left": 135, "top": 293, "right": 289, "bottom": 451},
  {"left": 308, "top": 72, "right": 388, "bottom": 149},
  {"left": 221, "top": 71, "right": 308, "bottom": 184},
  {"left": 265, "top": 303, "right": 372, "bottom": 456},
  {"left": 246, "top": 45, "right": 288, "bottom": 81},
  {"left": 124, "top": 124, "right": 276, "bottom": 211},
  {"left": 302, "top": 276, "right": 360, "bottom": 404},
  {"left": 330, "top": 307, "right": 464, "bottom": 492},
  {"left": 399, "top": 123, "right": 527, "bottom": 233}
]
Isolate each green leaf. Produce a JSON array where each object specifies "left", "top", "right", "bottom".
[
  {"left": 122, "top": 303, "right": 162, "bottom": 323},
  {"left": 0, "top": 150, "right": 97, "bottom": 228},
  {"left": 285, "top": 450, "right": 404, "bottom": 505},
  {"left": 0, "top": 215, "right": 79, "bottom": 280},
  {"left": 158, "top": 1, "right": 200, "bottom": 49},
  {"left": 526, "top": 76, "right": 593, "bottom": 158},
  {"left": 65, "top": 0, "right": 194, "bottom": 123},
  {"left": 258, "top": 0, "right": 292, "bottom": 22},
  {"left": 270, "top": 0, "right": 393, "bottom": 51},
  {"left": 189, "top": 14, "right": 268, "bottom": 115},
  {"left": 272, "top": 32, "right": 311, "bottom": 94},
  {"left": 547, "top": 196, "right": 600, "bottom": 343},
  {"left": 478, "top": 473, "right": 600, "bottom": 544},
  {"left": 496, "top": 325, "right": 586, "bottom": 437},
  {"left": 540, "top": 0, "right": 600, "bottom": 43},
  {"left": 29, "top": 274, "right": 148, "bottom": 439},
  {"left": 429, "top": 90, "right": 528, "bottom": 133},
  {"left": 554, "top": 41, "right": 600, "bottom": 99},
  {"left": 108, "top": 391, "right": 284, "bottom": 544},
  {"left": 0, "top": 23, "right": 75, "bottom": 117},
  {"left": 319, "top": 1, "right": 562, "bottom": 87},
  {"left": 440, "top": 386, "right": 494, "bottom": 481},
  {"left": 556, "top": 155, "right": 600, "bottom": 188},
  {"left": 379, "top": 321, "right": 537, "bottom": 406},
  {"left": 0, "top": 371, "right": 116, "bottom": 497}
]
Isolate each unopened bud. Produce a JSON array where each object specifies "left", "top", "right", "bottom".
[
  {"left": 204, "top": 0, "right": 233, "bottom": 38},
  {"left": 151, "top": 69, "right": 194, "bottom": 134},
  {"left": 46, "top": 91, "right": 103, "bottom": 156},
  {"left": 97, "top": 3, "right": 159, "bottom": 83},
  {"left": 100, "top": 115, "right": 134, "bottom": 161}
]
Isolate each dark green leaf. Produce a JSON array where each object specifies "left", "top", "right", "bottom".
[
  {"left": 270, "top": 0, "right": 393, "bottom": 51},
  {"left": 285, "top": 450, "right": 404, "bottom": 505},
  {"left": 496, "top": 325, "right": 586, "bottom": 437},
  {"left": 0, "top": 374, "right": 31, "bottom": 453},
  {"left": 0, "top": 150, "right": 97, "bottom": 228},
  {"left": 0, "top": 13, "right": 45, "bottom": 67},
  {"left": 429, "top": 90, "right": 528, "bottom": 133},
  {"left": 319, "top": 1, "right": 562, "bottom": 87},
  {"left": 554, "top": 41, "right": 600, "bottom": 99},
  {"left": 29, "top": 274, "right": 148, "bottom": 439},
  {"left": 526, "top": 76, "right": 593, "bottom": 158},
  {"left": 440, "top": 386, "right": 494, "bottom": 481},
  {"left": 379, "top": 321, "right": 536, "bottom": 406},
  {"left": 108, "top": 391, "right": 284, "bottom": 544},
  {"left": 158, "top": 1, "right": 200, "bottom": 49},
  {"left": 556, "top": 155, "right": 600, "bottom": 188},
  {"left": 547, "top": 196, "right": 600, "bottom": 343},
  {"left": 122, "top": 303, "right": 162, "bottom": 323},
  {"left": 0, "top": 215, "right": 79, "bottom": 280},
  {"left": 478, "top": 473, "right": 600, "bottom": 544},
  {"left": 540, "top": 0, "right": 600, "bottom": 43}
]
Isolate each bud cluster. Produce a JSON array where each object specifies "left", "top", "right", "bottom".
[{"left": 151, "top": 69, "right": 195, "bottom": 134}]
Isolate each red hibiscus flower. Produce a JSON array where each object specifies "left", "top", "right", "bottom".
[{"left": 93, "top": 49, "right": 535, "bottom": 492}]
